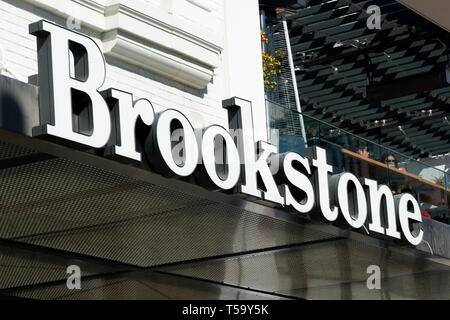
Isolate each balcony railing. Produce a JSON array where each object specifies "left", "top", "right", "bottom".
[{"left": 267, "top": 100, "right": 450, "bottom": 224}]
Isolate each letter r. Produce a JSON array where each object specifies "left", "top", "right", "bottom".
[{"left": 29, "top": 20, "right": 111, "bottom": 148}]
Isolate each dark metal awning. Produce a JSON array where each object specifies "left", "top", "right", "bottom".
[{"left": 0, "top": 129, "right": 448, "bottom": 299}]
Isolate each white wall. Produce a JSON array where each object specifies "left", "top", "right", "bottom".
[
  {"left": 0, "top": 0, "right": 223, "bottom": 129},
  {"left": 0, "top": 0, "right": 267, "bottom": 139},
  {"left": 223, "top": 0, "right": 267, "bottom": 142}
]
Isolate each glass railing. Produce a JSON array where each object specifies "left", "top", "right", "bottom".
[{"left": 267, "top": 100, "right": 449, "bottom": 224}]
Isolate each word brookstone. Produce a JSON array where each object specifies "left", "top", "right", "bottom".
[{"left": 29, "top": 20, "right": 424, "bottom": 246}]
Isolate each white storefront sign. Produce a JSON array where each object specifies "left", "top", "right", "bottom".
[{"left": 29, "top": 20, "right": 424, "bottom": 246}]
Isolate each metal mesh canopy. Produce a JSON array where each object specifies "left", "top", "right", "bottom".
[
  {"left": 5, "top": 270, "right": 285, "bottom": 300},
  {"left": 0, "top": 127, "right": 449, "bottom": 299},
  {"left": 0, "top": 239, "right": 125, "bottom": 291},
  {"left": 0, "top": 138, "right": 335, "bottom": 268},
  {"left": 159, "top": 238, "right": 450, "bottom": 300},
  {"left": 281, "top": 0, "right": 450, "bottom": 157}
]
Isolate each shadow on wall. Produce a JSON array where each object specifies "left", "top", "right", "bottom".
[
  {"left": 0, "top": 75, "right": 40, "bottom": 135},
  {"left": 0, "top": 91, "right": 24, "bottom": 133}
]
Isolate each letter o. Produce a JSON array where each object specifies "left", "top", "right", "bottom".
[
  {"left": 337, "top": 172, "right": 368, "bottom": 228},
  {"left": 201, "top": 125, "right": 241, "bottom": 190},
  {"left": 283, "top": 152, "right": 314, "bottom": 213},
  {"left": 151, "top": 109, "right": 199, "bottom": 177}
]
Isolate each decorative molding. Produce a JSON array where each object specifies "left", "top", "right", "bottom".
[
  {"left": 73, "top": 0, "right": 107, "bottom": 15},
  {"left": 109, "top": 3, "right": 222, "bottom": 67},
  {"left": 20, "top": 0, "right": 223, "bottom": 89},
  {"left": 103, "top": 31, "right": 214, "bottom": 89},
  {"left": 185, "top": 0, "right": 212, "bottom": 12}
]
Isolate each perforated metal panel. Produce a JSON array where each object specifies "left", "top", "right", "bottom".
[
  {"left": 5, "top": 271, "right": 288, "bottom": 300},
  {"left": 159, "top": 238, "right": 450, "bottom": 300},
  {"left": 0, "top": 140, "right": 335, "bottom": 268},
  {"left": 0, "top": 157, "right": 211, "bottom": 239},
  {"left": 0, "top": 241, "right": 124, "bottom": 290},
  {"left": 14, "top": 200, "right": 335, "bottom": 267},
  {"left": 0, "top": 140, "right": 38, "bottom": 160},
  {"left": 3, "top": 138, "right": 447, "bottom": 300},
  {"left": 287, "top": 271, "right": 450, "bottom": 300}
]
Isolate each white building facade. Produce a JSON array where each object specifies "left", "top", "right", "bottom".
[
  {"left": 0, "top": 0, "right": 268, "bottom": 141},
  {"left": 0, "top": 0, "right": 448, "bottom": 301}
]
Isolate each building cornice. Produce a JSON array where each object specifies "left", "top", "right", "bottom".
[
  {"left": 185, "top": 0, "right": 212, "bottom": 12},
  {"left": 21, "top": 0, "right": 223, "bottom": 89}
]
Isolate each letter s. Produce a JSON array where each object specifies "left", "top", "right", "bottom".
[{"left": 283, "top": 152, "right": 315, "bottom": 213}]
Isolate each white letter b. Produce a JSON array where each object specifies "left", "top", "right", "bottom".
[{"left": 30, "top": 20, "right": 111, "bottom": 149}]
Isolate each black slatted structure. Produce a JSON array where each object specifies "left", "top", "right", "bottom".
[{"left": 279, "top": 0, "right": 450, "bottom": 157}]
